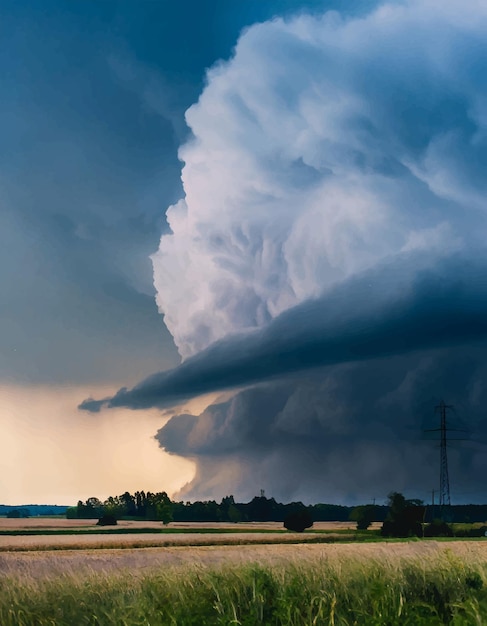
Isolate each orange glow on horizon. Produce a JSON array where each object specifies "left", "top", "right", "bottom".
[{"left": 0, "top": 384, "right": 222, "bottom": 505}]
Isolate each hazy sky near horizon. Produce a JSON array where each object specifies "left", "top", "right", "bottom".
[{"left": 4, "top": 0, "right": 487, "bottom": 506}]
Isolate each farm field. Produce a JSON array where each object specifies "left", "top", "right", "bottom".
[
  {"left": 0, "top": 518, "right": 380, "bottom": 531},
  {"left": 2, "top": 539, "right": 487, "bottom": 624},
  {"left": 0, "top": 518, "right": 385, "bottom": 551},
  {"left": 0, "top": 538, "right": 486, "bottom": 579},
  {"left": 0, "top": 530, "right": 360, "bottom": 551},
  {"left": 3, "top": 519, "right": 487, "bottom": 624}
]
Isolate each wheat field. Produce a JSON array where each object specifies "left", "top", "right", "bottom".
[
  {"left": 2, "top": 541, "right": 487, "bottom": 624},
  {"left": 2, "top": 518, "right": 487, "bottom": 624},
  {"left": 0, "top": 539, "right": 486, "bottom": 579}
]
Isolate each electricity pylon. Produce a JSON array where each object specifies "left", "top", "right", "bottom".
[
  {"left": 425, "top": 400, "right": 454, "bottom": 510},
  {"left": 437, "top": 400, "right": 451, "bottom": 507}
]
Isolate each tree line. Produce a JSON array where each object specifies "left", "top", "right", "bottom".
[
  {"left": 0, "top": 504, "right": 67, "bottom": 517},
  {"left": 68, "top": 491, "right": 174, "bottom": 524},
  {"left": 66, "top": 491, "right": 487, "bottom": 526},
  {"left": 67, "top": 491, "right": 385, "bottom": 523}
]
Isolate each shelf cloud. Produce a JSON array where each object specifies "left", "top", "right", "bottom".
[{"left": 79, "top": 253, "right": 487, "bottom": 412}]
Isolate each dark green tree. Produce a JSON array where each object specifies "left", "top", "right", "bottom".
[
  {"left": 283, "top": 508, "right": 313, "bottom": 532},
  {"left": 349, "top": 505, "right": 375, "bottom": 530},
  {"left": 381, "top": 492, "right": 425, "bottom": 537}
]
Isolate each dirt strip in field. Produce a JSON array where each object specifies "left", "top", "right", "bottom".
[{"left": 1, "top": 541, "right": 487, "bottom": 580}]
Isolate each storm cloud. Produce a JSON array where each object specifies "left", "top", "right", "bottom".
[
  {"left": 81, "top": 0, "right": 487, "bottom": 502},
  {"left": 79, "top": 252, "right": 487, "bottom": 412},
  {"left": 152, "top": 0, "right": 487, "bottom": 359},
  {"left": 155, "top": 346, "right": 487, "bottom": 504}
]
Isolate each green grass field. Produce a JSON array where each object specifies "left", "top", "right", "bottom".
[{"left": 1, "top": 548, "right": 487, "bottom": 625}]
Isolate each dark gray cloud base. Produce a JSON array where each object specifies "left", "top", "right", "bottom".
[
  {"left": 157, "top": 348, "right": 487, "bottom": 503},
  {"left": 80, "top": 252, "right": 487, "bottom": 412},
  {"left": 155, "top": 346, "right": 487, "bottom": 504}
]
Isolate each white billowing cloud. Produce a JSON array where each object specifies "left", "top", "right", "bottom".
[{"left": 153, "top": 0, "right": 487, "bottom": 359}]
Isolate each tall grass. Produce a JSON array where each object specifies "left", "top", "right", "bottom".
[{"left": 1, "top": 550, "right": 486, "bottom": 625}]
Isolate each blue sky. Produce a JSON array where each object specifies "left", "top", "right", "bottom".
[{"left": 3, "top": 0, "right": 487, "bottom": 505}]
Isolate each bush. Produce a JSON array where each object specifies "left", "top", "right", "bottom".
[
  {"left": 65, "top": 507, "right": 78, "bottom": 519},
  {"left": 97, "top": 514, "right": 118, "bottom": 526},
  {"left": 283, "top": 509, "right": 313, "bottom": 532},
  {"left": 381, "top": 519, "right": 423, "bottom": 538},
  {"left": 350, "top": 505, "right": 375, "bottom": 530},
  {"left": 424, "top": 519, "right": 454, "bottom": 537},
  {"left": 380, "top": 493, "right": 425, "bottom": 537}
]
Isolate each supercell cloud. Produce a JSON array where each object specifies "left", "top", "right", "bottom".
[
  {"left": 82, "top": 0, "right": 487, "bottom": 502},
  {"left": 152, "top": 0, "right": 486, "bottom": 359}
]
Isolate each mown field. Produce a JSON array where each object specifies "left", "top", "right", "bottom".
[
  {"left": 0, "top": 518, "right": 378, "bottom": 531},
  {"left": 0, "top": 519, "right": 383, "bottom": 551},
  {"left": 2, "top": 519, "right": 487, "bottom": 624}
]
